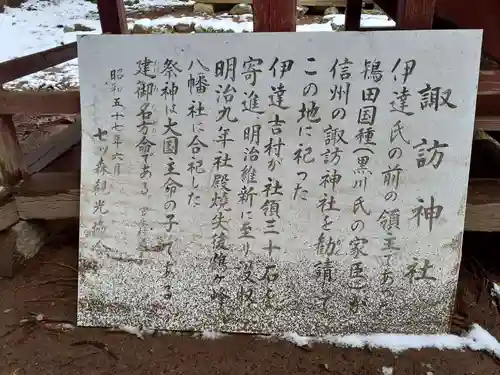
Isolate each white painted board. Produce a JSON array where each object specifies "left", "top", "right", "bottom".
[{"left": 77, "top": 31, "right": 482, "bottom": 335}]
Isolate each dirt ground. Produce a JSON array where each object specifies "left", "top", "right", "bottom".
[{"left": 0, "top": 226, "right": 499, "bottom": 375}]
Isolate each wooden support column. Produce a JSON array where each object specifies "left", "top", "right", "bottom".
[
  {"left": 0, "top": 113, "right": 24, "bottom": 277},
  {"left": 97, "top": 0, "right": 128, "bottom": 34},
  {"left": 0, "top": 115, "right": 24, "bottom": 187},
  {"left": 253, "top": 0, "right": 297, "bottom": 32},
  {"left": 396, "top": 0, "right": 436, "bottom": 29},
  {"left": 345, "top": 0, "right": 363, "bottom": 31}
]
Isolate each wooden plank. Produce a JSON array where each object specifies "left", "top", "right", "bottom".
[
  {"left": 0, "top": 190, "right": 19, "bottom": 231},
  {"left": 0, "top": 90, "right": 80, "bottom": 115},
  {"left": 23, "top": 119, "right": 81, "bottom": 175},
  {"left": 254, "top": 0, "right": 297, "bottom": 32},
  {"left": 465, "top": 179, "right": 500, "bottom": 232},
  {"left": 396, "top": 0, "right": 436, "bottom": 29},
  {"left": 479, "top": 70, "right": 500, "bottom": 96},
  {"left": 0, "top": 43, "right": 77, "bottom": 85},
  {"left": 345, "top": 0, "right": 363, "bottom": 31},
  {"left": 15, "top": 144, "right": 81, "bottom": 220},
  {"left": 475, "top": 117, "right": 500, "bottom": 131},
  {"left": 0, "top": 68, "right": 495, "bottom": 115},
  {"left": 15, "top": 172, "right": 80, "bottom": 220},
  {"left": 97, "top": 0, "right": 128, "bottom": 34},
  {"left": 13, "top": 169, "right": 500, "bottom": 233}
]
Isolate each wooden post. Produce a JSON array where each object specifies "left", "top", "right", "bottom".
[
  {"left": 396, "top": 0, "right": 436, "bottom": 29},
  {"left": 345, "top": 0, "right": 363, "bottom": 31},
  {"left": 0, "top": 115, "right": 24, "bottom": 187},
  {"left": 97, "top": 0, "right": 128, "bottom": 34},
  {"left": 253, "top": 0, "right": 297, "bottom": 32}
]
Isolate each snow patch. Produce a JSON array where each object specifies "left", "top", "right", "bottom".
[
  {"left": 491, "top": 282, "right": 500, "bottom": 300},
  {"left": 382, "top": 366, "right": 393, "bottom": 375},
  {"left": 284, "top": 324, "right": 500, "bottom": 359},
  {"left": 201, "top": 330, "right": 227, "bottom": 340}
]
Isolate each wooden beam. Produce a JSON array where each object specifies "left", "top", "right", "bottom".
[
  {"left": 465, "top": 179, "right": 500, "bottom": 232},
  {"left": 23, "top": 120, "right": 81, "bottom": 175},
  {"left": 0, "top": 90, "right": 80, "bottom": 115},
  {"left": 0, "top": 69, "right": 497, "bottom": 115},
  {"left": 396, "top": 0, "right": 436, "bottom": 29},
  {"left": 15, "top": 172, "right": 80, "bottom": 220},
  {"left": 479, "top": 70, "right": 500, "bottom": 96},
  {"left": 13, "top": 166, "right": 500, "bottom": 233},
  {"left": 475, "top": 117, "right": 500, "bottom": 131},
  {"left": 345, "top": 0, "right": 363, "bottom": 31},
  {"left": 253, "top": 0, "right": 297, "bottom": 32},
  {"left": 97, "top": 0, "right": 128, "bottom": 34},
  {"left": 0, "top": 43, "right": 77, "bottom": 85},
  {"left": 0, "top": 190, "right": 19, "bottom": 231}
]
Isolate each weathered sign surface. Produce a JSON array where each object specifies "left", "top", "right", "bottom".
[{"left": 77, "top": 31, "right": 482, "bottom": 335}]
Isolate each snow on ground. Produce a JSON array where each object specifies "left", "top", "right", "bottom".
[
  {"left": 284, "top": 324, "right": 500, "bottom": 359},
  {"left": 0, "top": 0, "right": 394, "bottom": 89}
]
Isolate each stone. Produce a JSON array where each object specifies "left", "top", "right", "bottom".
[
  {"left": 173, "top": 23, "right": 195, "bottom": 34},
  {"left": 229, "top": 3, "right": 252, "bottom": 16},
  {"left": 131, "top": 23, "right": 151, "bottom": 34},
  {"left": 0, "top": 220, "right": 47, "bottom": 277},
  {"left": 324, "top": 6, "right": 340, "bottom": 16},
  {"left": 330, "top": 22, "right": 344, "bottom": 31},
  {"left": 296, "top": 5, "right": 308, "bottom": 17},
  {"left": 73, "top": 23, "right": 96, "bottom": 32},
  {"left": 77, "top": 31, "right": 482, "bottom": 335},
  {"left": 193, "top": 2, "right": 214, "bottom": 15}
]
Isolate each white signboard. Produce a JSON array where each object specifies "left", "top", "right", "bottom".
[{"left": 77, "top": 31, "right": 482, "bottom": 335}]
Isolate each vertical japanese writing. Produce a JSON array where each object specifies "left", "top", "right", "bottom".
[
  {"left": 209, "top": 56, "right": 238, "bottom": 309},
  {"left": 236, "top": 57, "right": 260, "bottom": 306},
  {"left": 313, "top": 57, "right": 353, "bottom": 311},
  {"left": 134, "top": 56, "right": 159, "bottom": 251},
  {"left": 79, "top": 32, "right": 477, "bottom": 335},
  {"left": 376, "top": 58, "right": 417, "bottom": 311},
  {"left": 88, "top": 67, "right": 123, "bottom": 252},
  {"left": 345, "top": 58, "right": 384, "bottom": 315}
]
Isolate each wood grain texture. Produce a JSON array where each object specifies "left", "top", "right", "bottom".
[
  {"left": 0, "top": 193, "right": 19, "bottom": 231},
  {"left": 396, "top": 0, "right": 436, "bottom": 29},
  {"left": 23, "top": 120, "right": 81, "bottom": 175},
  {"left": 0, "top": 90, "right": 80, "bottom": 115},
  {"left": 0, "top": 114, "right": 25, "bottom": 187},
  {"left": 345, "top": 0, "right": 363, "bottom": 31},
  {"left": 0, "top": 43, "right": 77, "bottom": 85},
  {"left": 15, "top": 172, "right": 80, "bottom": 220},
  {"left": 97, "top": 0, "right": 128, "bottom": 34},
  {"left": 253, "top": 0, "right": 297, "bottom": 32}
]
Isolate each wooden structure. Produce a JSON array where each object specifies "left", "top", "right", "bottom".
[
  {"left": 0, "top": 0, "right": 500, "bottom": 276},
  {"left": 202, "top": 0, "right": 374, "bottom": 8}
]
